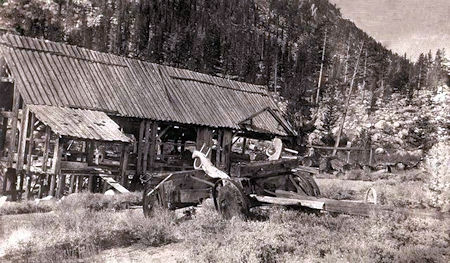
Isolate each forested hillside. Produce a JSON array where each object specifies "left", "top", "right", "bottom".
[{"left": 1, "top": 0, "right": 448, "bottom": 151}]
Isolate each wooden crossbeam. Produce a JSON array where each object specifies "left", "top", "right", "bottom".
[
  {"left": 0, "top": 76, "right": 13, "bottom": 83},
  {"left": 98, "top": 173, "right": 129, "bottom": 193},
  {"left": 251, "top": 194, "right": 325, "bottom": 210}
]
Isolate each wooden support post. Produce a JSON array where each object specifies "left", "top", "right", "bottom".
[
  {"left": 49, "top": 174, "right": 56, "bottom": 197},
  {"left": 242, "top": 137, "right": 247, "bottom": 154},
  {"left": 222, "top": 130, "right": 233, "bottom": 173},
  {"left": 17, "top": 171, "right": 24, "bottom": 200},
  {"left": 5, "top": 168, "right": 18, "bottom": 200},
  {"left": 16, "top": 107, "right": 29, "bottom": 200},
  {"left": 86, "top": 141, "right": 94, "bottom": 165},
  {"left": 346, "top": 141, "right": 352, "bottom": 164},
  {"left": 49, "top": 137, "right": 62, "bottom": 197},
  {"left": 76, "top": 175, "right": 83, "bottom": 193},
  {"left": 136, "top": 120, "right": 145, "bottom": 175},
  {"left": 369, "top": 147, "right": 373, "bottom": 166},
  {"left": 0, "top": 117, "right": 8, "bottom": 153},
  {"left": 42, "top": 126, "right": 51, "bottom": 173},
  {"left": 1, "top": 170, "right": 7, "bottom": 193},
  {"left": 7, "top": 87, "right": 20, "bottom": 167},
  {"left": 215, "top": 130, "right": 223, "bottom": 166},
  {"left": 37, "top": 175, "right": 45, "bottom": 199},
  {"left": 88, "top": 175, "right": 94, "bottom": 193},
  {"left": 57, "top": 174, "right": 66, "bottom": 198},
  {"left": 25, "top": 113, "right": 35, "bottom": 199},
  {"left": 148, "top": 121, "right": 158, "bottom": 171},
  {"left": 69, "top": 175, "right": 75, "bottom": 194},
  {"left": 120, "top": 144, "right": 130, "bottom": 187},
  {"left": 142, "top": 121, "right": 151, "bottom": 174},
  {"left": 25, "top": 113, "right": 35, "bottom": 173},
  {"left": 196, "top": 127, "right": 213, "bottom": 152}
]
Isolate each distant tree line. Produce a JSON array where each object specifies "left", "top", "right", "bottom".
[{"left": 1, "top": 0, "right": 448, "bottom": 133}]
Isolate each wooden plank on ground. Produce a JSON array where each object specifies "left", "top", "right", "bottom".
[
  {"left": 98, "top": 173, "right": 129, "bottom": 193},
  {"left": 274, "top": 190, "right": 449, "bottom": 219},
  {"left": 251, "top": 195, "right": 325, "bottom": 210}
]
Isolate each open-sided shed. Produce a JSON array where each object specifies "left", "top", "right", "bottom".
[{"left": 0, "top": 33, "right": 296, "bottom": 199}]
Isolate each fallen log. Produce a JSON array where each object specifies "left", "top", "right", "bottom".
[{"left": 270, "top": 190, "right": 449, "bottom": 220}]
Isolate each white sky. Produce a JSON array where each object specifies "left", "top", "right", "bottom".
[{"left": 329, "top": 0, "right": 450, "bottom": 61}]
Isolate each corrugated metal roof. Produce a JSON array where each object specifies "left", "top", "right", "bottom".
[
  {"left": 0, "top": 34, "right": 295, "bottom": 136},
  {"left": 28, "top": 105, "right": 131, "bottom": 142}
]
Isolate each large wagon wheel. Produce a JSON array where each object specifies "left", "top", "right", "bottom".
[
  {"left": 213, "top": 179, "right": 250, "bottom": 220},
  {"left": 289, "top": 172, "right": 321, "bottom": 197}
]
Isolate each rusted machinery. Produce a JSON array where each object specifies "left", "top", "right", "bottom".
[{"left": 142, "top": 144, "right": 335, "bottom": 219}]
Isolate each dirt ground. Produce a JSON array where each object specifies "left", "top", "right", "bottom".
[{"left": 92, "top": 243, "right": 188, "bottom": 263}]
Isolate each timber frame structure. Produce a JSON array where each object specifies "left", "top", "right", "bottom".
[{"left": 0, "top": 33, "right": 295, "bottom": 200}]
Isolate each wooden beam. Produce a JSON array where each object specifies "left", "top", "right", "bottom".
[
  {"left": 136, "top": 120, "right": 145, "bottom": 175},
  {"left": 98, "top": 173, "right": 130, "bottom": 193},
  {"left": 251, "top": 195, "right": 325, "bottom": 210},
  {"left": 25, "top": 113, "right": 35, "bottom": 173},
  {"left": 196, "top": 127, "right": 213, "bottom": 151},
  {"left": 304, "top": 145, "right": 366, "bottom": 151},
  {"left": 76, "top": 175, "right": 83, "bottom": 193},
  {"left": 241, "top": 137, "right": 247, "bottom": 154},
  {"left": 17, "top": 107, "right": 29, "bottom": 171},
  {"left": 0, "top": 116, "right": 8, "bottom": 153},
  {"left": 69, "top": 175, "right": 75, "bottom": 194},
  {"left": 0, "top": 111, "right": 14, "bottom": 118},
  {"left": 222, "top": 130, "right": 233, "bottom": 173},
  {"left": 272, "top": 190, "right": 446, "bottom": 219},
  {"left": 142, "top": 120, "right": 151, "bottom": 174},
  {"left": 119, "top": 144, "right": 130, "bottom": 187},
  {"left": 215, "top": 130, "right": 223, "bottom": 166},
  {"left": 7, "top": 87, "right": 21, "bottom": 167},
  {"left": 148, "top": 121, "right": 158, "bottom": 171},
  {"left": 49, "top": 137, "right": 62, "bottom": 197},
  {"left": 293, "top": 165, "right": 320, "bottom": 175},
  {"left": 41, "top": 126, "right": 51, "bottom": 173},
  {"left": 0, "top": 76, "right": 13, "bottom": 83}
]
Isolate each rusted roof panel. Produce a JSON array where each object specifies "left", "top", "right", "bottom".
[
  {"left": 28, "top": 105, "right": 131, "bottom": 142},
  {"left": 0, "top": 34, "right": 295, "bottom": 136}
]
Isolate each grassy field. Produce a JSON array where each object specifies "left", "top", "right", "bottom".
[
  {"left": 1, "top": 203, "right": 448, "bottom": 263},
  {"left": 0, "top": 170, "right": 448, "bottom": 263}
]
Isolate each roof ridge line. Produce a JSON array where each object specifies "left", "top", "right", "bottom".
[
  {"left": 169, "top": 75, "right": 268, "bottom": 96},
  {"left": 0, "top": 38, "right": 127, "bottom": 68}
]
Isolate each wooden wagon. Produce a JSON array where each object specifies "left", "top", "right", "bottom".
[{"left": 142, "top": 145, "right": 379, "bottom": 219}]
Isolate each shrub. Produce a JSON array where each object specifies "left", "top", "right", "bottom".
[
  {"left": 1, "top": 208, "right": 176, "bottom": 262},
  {"left": 425, "top": 141, "right": 450, "bottom": 211},
  {"left": 0, "top": 200, "right": 55, "bottom": 216},
  {"left": 57, "top": 192, "right": 142, "bottom": 212}
]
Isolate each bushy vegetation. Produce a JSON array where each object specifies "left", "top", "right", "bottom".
[
  {"left": 178, "top": 206, "right": 448, "bottom": 263},
  {"left": 317, "top": 171, "right": 435, "bottom": 209},
  {"left": 1, "top": 192, "right": 448, "bottom": 262},
  {"left": 0, "top": 192, "right": 142, "bottom": 216},
  {"left": 425, "top": 141, "right": 450, "bottom": 212},
  {"left": 1, "top": 208, "right": 176, "bottom": 262},
  {"left": 0, "top": 200, "right": 54, "bottom": 216}
]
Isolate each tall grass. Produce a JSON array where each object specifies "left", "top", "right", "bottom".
[
  {"left": 1, "top": 208, "right": 176, "bottom": 262},
  {"left": 1, "top": 200, "right": 448, "bottom": 262},
  {"left": 0, "top": 192, "right": 142, "bottom": 216},
  {"left": 179, "top": 207, "right": 449, "bottom": 263}
]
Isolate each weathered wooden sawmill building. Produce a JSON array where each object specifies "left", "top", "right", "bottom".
[{"left": 0, "top": 33, "right": 295, "bottom": 200}]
